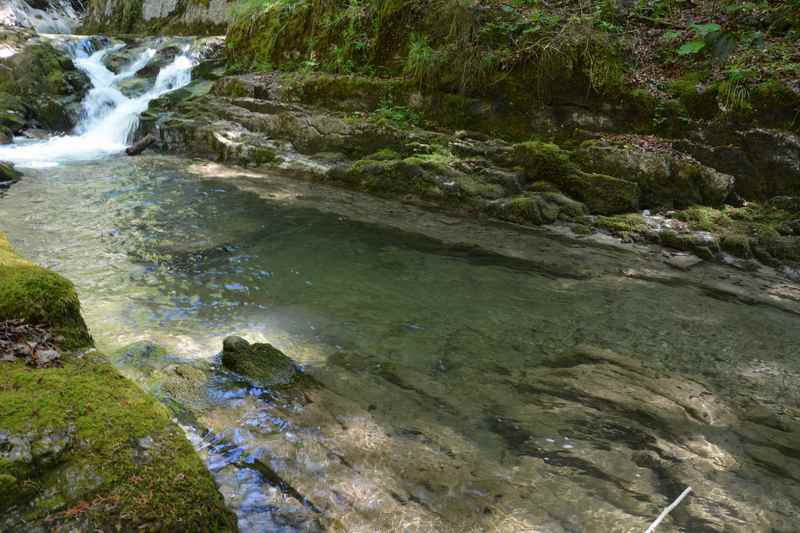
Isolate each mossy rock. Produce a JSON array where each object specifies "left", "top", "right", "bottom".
[
  {"left": 487, "top": 192, "right": 586, "bottom": 225},
  {"left": 507, "top": 141, "right": 573, "bottom": 183},
  {"left": 221, "top": 335, "right": 300, "bottom": 387},
  {"left": 0, "top": 353, "right": 237, "bottom": 531},
  {"left": 668, "top": 74, "right": 718, "bottom": 120},
  {"left": 0, "top": 162, "right": 22, "bottom": 182},
  {"left": 0, "top": 43, "right": 89, "bottom": 133},
  {"left": 0, "top": 126, "right": 12, "bottom": 145},
  {"left": 659, "top": 229, "right": 721, "bottom": 260},
  {"left": 595, "top": 213, "right": 648, "bottom": 234},
  {"left": 720, "top": 233, "right": 753, "bottom": 259},
  {"left": 0, "top": 93, "right": 27, "bottom": 132},
  {"left": 0, "top": 233, "right": 91, "bottom": 349},
  {"left": 0, "top": 236, "right": 235, "bottom": 531},
  {"left": 575, "top": 141, "right": 733, "bottom": 209},
  {"left": 559, "top": 171, "right": 640, "bottom": 215}
]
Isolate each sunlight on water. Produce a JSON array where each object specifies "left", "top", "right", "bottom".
[{"left": 2, "top": 158, "right": 800, "bottom": 532}]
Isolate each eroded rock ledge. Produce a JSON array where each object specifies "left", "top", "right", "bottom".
[{"left": 136, "top": 69, "right": 800, "bottom": 275}]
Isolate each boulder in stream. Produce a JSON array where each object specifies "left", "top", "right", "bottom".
[
  {"left": 0, "top": 161, "right": 21, "bottom": 184},
  {"left": 221, "top": 335, "right": 300, "bottom": 387}
]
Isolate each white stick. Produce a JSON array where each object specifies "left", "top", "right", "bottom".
[{"left": 644, "top": 486, "right": 692, "bottom": 533}]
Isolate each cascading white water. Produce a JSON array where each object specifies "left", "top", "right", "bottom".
[
  {"left": 0, "top": 42, "right": 195, "bottom": 168},
  {"left": 0, "top": 0, "right": 82, "bottom": 34}
]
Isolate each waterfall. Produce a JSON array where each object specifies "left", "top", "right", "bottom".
[
  {"left": 0, "top": 42, "right": 195, "bottom": 168},
  {"left": 0, "top": 0, "right": 82, "bottom": 34}
]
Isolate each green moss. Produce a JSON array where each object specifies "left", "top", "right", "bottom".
[
  {"left": 489, "top": 192, "right": 585, "bottom": 225},
  {"left": 0, "top": 355, "right": 237, "bottom": 530},
  {"left": 720, "top": 232, "right": 753, "bottom": 258},
  {"left": 668, "top": 72, "right": 718, "bottom": 119},
  {"left": 367, "top": 148, "right": 401, "bottom": 161},
  {"left": 572, "top": 224, "right": 593, "bottom": 236},
  {"left": 659, "top": 229, "right": 720, "bottom": 259},
  {"left": 0, "top": 233, "right": 91, "bottom": 349},
  {"left": 595, "top": 213, "right": 647, "bottom": 234},
  {"left": 0, "top": 235, "right": 234, "bottom": 529},
  {"left": 509, "top": 141, "right": 573, "bottom": 182},
  {"left": 221, "top": 336, "right": 300, "bottom": 387},
  {"left": 675, "top": 205, "right": 732, "bottom": 232},
  {"left": 213, "top": 77, "right": 251, "bottom": 97},
  {"left": 250, "top": 146, "right": 277, "bottom": 165},
  {"left": 559, "top": 172, "right": 640, "bottom": 215}
]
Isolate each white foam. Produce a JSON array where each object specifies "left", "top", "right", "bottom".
[{"left": 0, "top": 42, "right": 195, "bottom": 168}]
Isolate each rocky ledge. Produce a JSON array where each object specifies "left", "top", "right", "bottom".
[{"left": 136, "top": 68, "right": 800, "bottom": 275}]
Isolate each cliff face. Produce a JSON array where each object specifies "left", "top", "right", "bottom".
[{"left": 82, "top": 0, "right": 232, "bottom": 35}]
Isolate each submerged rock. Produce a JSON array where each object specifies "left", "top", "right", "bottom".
[{"left": 221, "top": 335, "right": 300, "bottom": 387}]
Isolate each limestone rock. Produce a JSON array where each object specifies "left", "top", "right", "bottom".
[{"left": 576, "top": 140, "right": 734, "bottom": 208}]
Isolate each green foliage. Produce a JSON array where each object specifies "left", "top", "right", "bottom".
[
  {"left": 719, "top": 66, "right": 752, "bottom": 111},
  {"left": 677, "top": 40, "right": 706, "bottom": 56},
  {"left": 404, "top": 33, "right": 439, "bottom": 89},
  {"left": 370, "top": 97, "right": 420, "bottom": 129},
  {"left": 677, "top": 23, "right": 721, "bottom": 56}
]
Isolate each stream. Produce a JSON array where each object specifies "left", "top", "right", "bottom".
[{"left": 1, "top": 40, "right": 800, "bottom": 532}]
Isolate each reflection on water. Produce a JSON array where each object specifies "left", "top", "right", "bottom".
[{"left": 1, "top": 156, "right": 799, "bottom": 532}]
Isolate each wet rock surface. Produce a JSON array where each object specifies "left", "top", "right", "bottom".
[
  {"left": 116, "top": 337, "right": 800, "bottom": 532},
  {"left": 221, "top": 335, "right": 301, "bottom": 387},
  {"left": 3, "top": 156, "right": 800, "bottom": 532}
]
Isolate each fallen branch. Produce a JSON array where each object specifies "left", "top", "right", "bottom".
[
  {"left": 125, "top": 134, "right": 156, "bottom": 156},
  {"left": 645, "top": 486, "right": 692, "bottom": 533}
]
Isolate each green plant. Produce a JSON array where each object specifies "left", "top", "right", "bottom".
[
  {"left": 404, "top": 33, "right": 439, "bottom": 88},
  {"left": 371, "top": 97, "right": 420, "bottom": 129},
  {"left": 719, "top": 66, "right": 752, "bottom": 111},
  {"left": 677, "top": 23, "right": 721, "bottom": 56}
]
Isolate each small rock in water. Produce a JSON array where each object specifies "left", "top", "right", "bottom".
[{"left": 221, "top": 336, "right": 301, "bottom": 388}]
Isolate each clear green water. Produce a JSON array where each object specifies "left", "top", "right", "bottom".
[{"left": 2, "top": 156, "right": 799, "bottom": 532}]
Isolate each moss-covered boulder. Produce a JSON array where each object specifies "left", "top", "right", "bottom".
[
  {"left": 576, "top": 140, "right": 734, "bottom": 208},
  {"left": 221, "top": 335, "right": 300, "bottom": 387},
  {"left": 0, "top": 94, "right": 28, "bottom": 134},
  {"left": 487, "top": 192, "right": 586, "bottom": 225},
  {"left": 0, "top": 353, "right": 237, "bottom": 531},
  {"left": 0, "top": 233, "right": 91, "bottom": 349},
  {"left": 0, "top": 234, "right": 236, "bottom": 531},
  {"left": 0, "top": 41, "right": 90, "bottom": 133},
  {"left": 558, "top": 171, "right": 640, "bottom": 215},
  {"left": 329, "top": 151, "right": 507, "bottom": 203},
  {"left": 505, "top": 141, "right": 573, "bottom": 183},
  {"left": 0, "top": 162, "right": 22, "bottom": 182}
]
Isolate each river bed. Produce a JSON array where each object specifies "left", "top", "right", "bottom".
[{"left": 1, "top": 155, "right": 799, "bottom": 531}]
